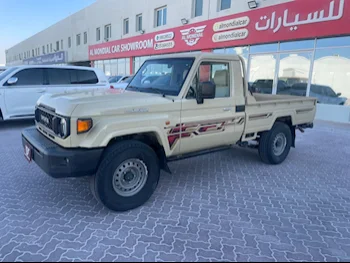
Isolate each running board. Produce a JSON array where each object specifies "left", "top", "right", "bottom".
[
  {"left": 9, "top": 114, "right": 35, "bottom": 119},
  {"left": 167, "top": 145, "right": 233, "bottom": 162}
]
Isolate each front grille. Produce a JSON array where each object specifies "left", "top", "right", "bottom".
[
  {"left": 35, "top": 106, "right": 71, "bottom": 139},
  {"left": 35, "top": 107, "right": 57, "bottom": 133}
]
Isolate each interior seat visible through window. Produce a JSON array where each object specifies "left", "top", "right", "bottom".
[{"left": 213, "top": 69, "right": 230, "bottom": 98}]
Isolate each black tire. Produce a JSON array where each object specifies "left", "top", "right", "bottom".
[
  {"left": 91, "top": 140, "right": 160, "bottom": 212},
  {"left": 258, "top": 122, "right": 292, "bottom": 165}
]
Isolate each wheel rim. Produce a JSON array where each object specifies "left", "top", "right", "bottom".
[
  {"left": 273, "top": 133, "right": 287, "bottom": 156},
  {"left": 112, "top": 158, "right": 148, "bottom": 197}
]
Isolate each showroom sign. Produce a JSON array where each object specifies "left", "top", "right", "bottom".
[
  {"left": 23, "top": 51, "right": 67, "bottom": 65},
  {"left": 89, "top": 0, "right": 350, "bottom": 60}
]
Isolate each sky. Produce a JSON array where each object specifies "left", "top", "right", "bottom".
[{"left": 0, "top": 0, "right": 96, "bottom": 65}]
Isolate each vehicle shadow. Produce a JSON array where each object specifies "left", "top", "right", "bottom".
[{"left": 0, "top": 119, "right": 35, "bottom": 130}]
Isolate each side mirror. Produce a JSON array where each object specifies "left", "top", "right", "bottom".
[
  {"left": 7, "top": 77, "right": 18, "bottom": 85},
  {"left": 196, "top": 81, "right": 216, "bottom": 104},
  {"left": 336, "top": 92, "right": 341, "bottom": 97}
]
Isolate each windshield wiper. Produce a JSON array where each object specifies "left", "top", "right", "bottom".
[
  {"left": 143, "top": 87, "right": 175, "bottom": 102},
  {"left": 126, "top": 86, "right": 174, "bottom": 102}
]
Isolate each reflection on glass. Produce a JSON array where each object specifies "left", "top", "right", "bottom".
[
  {"left": 134, "top": 58, "right": 140, "bottom": 73},
  {"left": 213, "top": 48, "right": 225, "bottom": 53},
  {"left": 104, "top": 60, "right": 111, "bottom": 76},
  {"left": 277, "top": 52, "right": 312, "bottom": 96},
  {"left": 312, "top": 47, "right": 350, "bottom": 106},
  {"left": 125, "top": 58, "right": 131, "bottom": 75},
  {"left": 250, "top": 43, "right": 278, "bottom": 54},
  {"left": 118, "top": 58, "right": 126, "bottom": 75},
  {"left": 316, "top": 36, "right": 350, "bottom": 48},
  {"left": 249, "top": 54, "right": 277, "bottom": 94},
  {"left": 226, "top": 46, "right": 249, "bottom": 70},
  {"left": 110, "top": 59, "right": 118, "bottom": 76},
  {"left": 279, "top": 40, "right": 315, "bottom": 51}
]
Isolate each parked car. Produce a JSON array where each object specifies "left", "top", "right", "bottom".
[
  {"left": 22, "top": 53, "right": 316, "bottom": 212},
  {"left": 250, "top": 79, "right": 288, "bottom": 94},
  {"left": 110, "top": 75, "right": 133, "bottom": 89},
  {"left": 283, "top": 83, "right": 347, "bottom": 105},
  {"left": 109, "top": 75, "right": 132, "bottom": 85},
  {"left": 0, "top": 65, "right": 109, "bottom": 121},
  {"left": 0, "top": 66, "right": 7, "bottom": 73}
]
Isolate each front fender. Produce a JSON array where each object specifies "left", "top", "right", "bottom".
[{"left": 74, "top": 117, "right": 173, "bottom": 156}]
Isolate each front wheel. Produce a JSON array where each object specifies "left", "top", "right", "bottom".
[
  {"left": 258, "top": 122, "right": 292, "bottom": 165},
  {"left": 91, "top": 140, "right": 160, "bottom": 212}
]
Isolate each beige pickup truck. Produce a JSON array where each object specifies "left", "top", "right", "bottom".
[{"left": 21, "top": 53, "right": 316, "bottom": 212}]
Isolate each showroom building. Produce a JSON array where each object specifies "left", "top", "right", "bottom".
[{"left": 5, "top": 0, "right": 350, "bottom": 123}]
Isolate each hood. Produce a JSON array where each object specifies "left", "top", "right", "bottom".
[{"left": 37, "top": 88, "right": 177, "bottom": 117}]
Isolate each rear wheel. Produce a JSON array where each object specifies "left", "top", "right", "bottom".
[
  {"left": 91, "top": 140, "right": 160, "bottom": 212},
  {"left": 258, "top": 122, "right": 292, "bottom": 165}
]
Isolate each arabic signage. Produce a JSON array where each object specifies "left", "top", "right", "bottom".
[
  {"left": 23, "top": 51, "right": 67, "bottom": 65},
  {"left": 89, "top": 0, "right": 350, "bottom": 61}
]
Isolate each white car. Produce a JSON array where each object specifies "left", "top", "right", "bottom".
[
  {"left": 0, "top": 65, "right": 109, "bottom": 121},
  {"left": 110, "top": 75, "right": 133, "bottom": 89},
  {"left": 0, "top": 66, "right": 7, "bottom": 73},
  {"left": 108, "top": 75, "right": 131, "bottom": 85}
]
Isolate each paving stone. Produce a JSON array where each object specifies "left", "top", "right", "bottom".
[{"left": 0, "top": 120, "right": 350, "bottom": 262}]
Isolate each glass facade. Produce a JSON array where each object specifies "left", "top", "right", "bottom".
[
  {"left": 214, "top": 36, "right": 350, "bottom": 107},
  {"left": 93, "top": 36, "right": 350, "bottom": 108},
  {"left": 94, "top": 58, "right": 131, "bottom": 77}
]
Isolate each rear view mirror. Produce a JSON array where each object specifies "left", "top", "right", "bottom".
[
  {"left": 7, "top": 77, "right": 18, "bottom": 85},
  {"left": 196, "top": 81, "right": 216, "bottom": 104}
]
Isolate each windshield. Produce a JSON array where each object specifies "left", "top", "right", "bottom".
[
  {"left": 126, "top": 57, "right": 195, "bottom": 96},
  {"left": 0, "top": 67, "right": 18, "bottom": 83},
  {"left": 109, "top": 76, "right": 122, "bottom": 82}
]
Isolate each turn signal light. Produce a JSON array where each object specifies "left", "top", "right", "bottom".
[{"left": 77, "top": 119, "right": 93, "bottom": 134}]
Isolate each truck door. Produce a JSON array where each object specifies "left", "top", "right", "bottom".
[{"left": 178, "top": 60, "right": 245, "bottom": 155}]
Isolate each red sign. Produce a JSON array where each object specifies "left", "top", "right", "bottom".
[{"left": 89, "top": 0, "right": 350, "bottom": 61}]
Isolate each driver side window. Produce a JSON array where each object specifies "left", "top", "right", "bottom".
[{"left": 186, "top": 61, "right": 230, "bottom": 99}]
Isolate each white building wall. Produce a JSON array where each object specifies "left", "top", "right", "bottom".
[{"left": 5, "top": 0, "right": 291, "bottom": 65}]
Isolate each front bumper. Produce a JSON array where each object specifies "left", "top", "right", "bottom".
[{"left": 22, "top": 126, "right": 103, "bottom": 178}]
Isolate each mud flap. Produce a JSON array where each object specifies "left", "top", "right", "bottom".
[{"left": 291, "top": 126, "right": 296, "bottom": 148}]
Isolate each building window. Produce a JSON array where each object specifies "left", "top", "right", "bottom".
[
  {"left": 312, "top": 45, "right": 350, "bottom": 106},
  {"left": 56, "top": 41, "right": 59, "bottom": 51},
  {"left": 105, "top": 24, "right": 112, "bottom": 40},
  {"left": 219, "top": 0, "right": 231, "bottom": 10},
  {"left": 68, "top": 37, "right": 72, "bottom": 48},
  {"left": 193, "top": 0, "right": 203, "bottom": 17},
  {"left": 84, "top": 32, "right": 88, "bottom": 44},
  {"left": 61, "top": 40, "right": 63, "bottom": 50},
  {"left": 32, "top": 49, "right": 34, "bottom": 57},
  {"left": 155, "top": 6, "right": 167, "bottom": 27},
  {"left": 50, "top": 43, "right": 53, "bottom": 53},
  {"left": 96, "top": 27, "right": 101, "bottom": 41},
  {"left": 136, "top": 14, "right": 143, "bottom": 32},
  {"left": 123, "top": 19, "right": 129, "bottom": 35},
  {"left": 76, "top": 34, "right": 81, "bottom": 46},
  {"left": 47, "top": 44, "right": 49, "bottom": 53},
  {"left": 42, "top": 46, "right": 45, "bottom": 54}
]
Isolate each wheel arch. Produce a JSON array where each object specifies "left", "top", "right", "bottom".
[
  {"left": 273, "top": 116, "right": 296, "bottom": 148},
  {"left": 104, "top": 132, "right": 171, "bottom": 174}
]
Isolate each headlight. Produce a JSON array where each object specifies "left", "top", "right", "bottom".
[{"left": 60, "top": 118, "right": 68, "bottom": 137}]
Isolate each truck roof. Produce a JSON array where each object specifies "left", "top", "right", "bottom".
[{"left": 148, "top": 52, "right": 243, "bottom": 61}]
